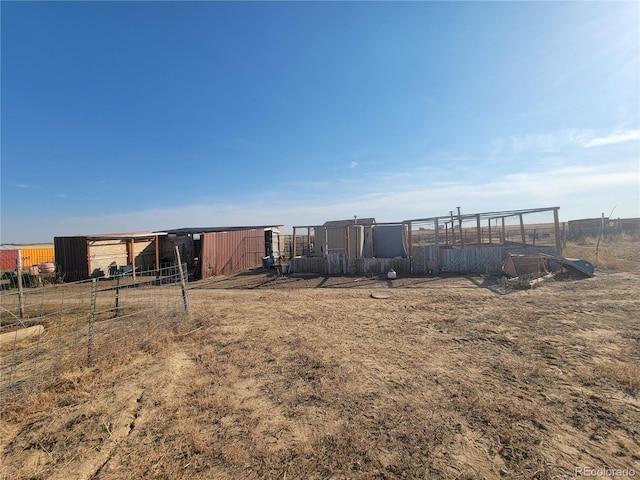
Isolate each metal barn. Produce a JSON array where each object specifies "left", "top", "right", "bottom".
[{"left": 161, "top": 226, "right": 284, "bottom": 279}]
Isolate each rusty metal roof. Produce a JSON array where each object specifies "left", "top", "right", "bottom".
[{"left": 161, "top": 226, "right": 282, "bottom": 235}]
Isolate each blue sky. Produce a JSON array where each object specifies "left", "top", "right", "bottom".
[{"left": 1, "top": 1, "right": 639, "bottom": 243}]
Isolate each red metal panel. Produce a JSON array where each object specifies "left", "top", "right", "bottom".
[
  {"left": 200, "top": 229, "right": 266, "bottom": 279},
  {"left": 0, "top": 249, "right": 19, "bottom": 271}
]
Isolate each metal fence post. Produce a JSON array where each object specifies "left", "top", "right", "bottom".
[
  {"left": 113, "top": 275, "right": 121, "bottom": 318},
  {"left": 16, "top": 251, "right": 25, "bottom": 319},
  {"left": 87, "top": 278, "right": 97, "bottom": 367}
]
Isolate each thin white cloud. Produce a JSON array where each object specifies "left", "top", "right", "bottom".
[
  {"left": 584, "top": 130, "right": 640, "bottom": 148},
  {"left": 496, "top": 130, "right": 592, "bottom": 154},
  {"left": 16, "top": 184, "right": 29, "bottom": 188},
  {"left": 350, "top": 161, "right": 358, "bottom": 169},
  {"left": 3, "top": 158, "right": 639, "bottom": 243}
]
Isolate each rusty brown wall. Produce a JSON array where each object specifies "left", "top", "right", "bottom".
[
  {"left": 200, "top": 229, "right": 266, "bottom": 278},
  {"left": 0, "top": 250, "right": 19, "bottom": 271}
]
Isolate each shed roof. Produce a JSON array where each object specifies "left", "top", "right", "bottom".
[
  {"left": 322, "top": 218, "right": 376, "bottom": 227},
  {"left": 58, "top": 232, "right": 167, "bottom": 241},
  {"left": 161, "top": 225, "right": 282, "bottom": 235}
]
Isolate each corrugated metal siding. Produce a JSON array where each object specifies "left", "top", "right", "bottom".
[
  {"left": 18, "top": 248, "right": 55, "bottom": 267},
  {"left": 0, "top": 247, "right": 54, "bottom": 270},
  {"left": 322, "top": 225, "right": 367, "bottom": 258},
  {"left": 55, "top": 237, "right": 89, "bottom": 281},
  {"left": 415, "top": 245, "right": 559, "bottom": 275},
  {"left": 200, "top": 229, "right": 266, "bottom": 278},
  {"left": 289, "top": 255, "right": 410, "bottom": 275},
  {"left": 289, "top": 257, "right": 327, "bottom": 274},
  {"left": 0, "top": 250, "right": 19, "bottom": 270}
]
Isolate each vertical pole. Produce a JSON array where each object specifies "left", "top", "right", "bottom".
[
  {"left": 346, "top": 226, "right": 351, "bottom": 259},
  {"left": 554, "top": 208, "right": 562, "bottom": 254},
  {"left": 155, "top": 234, "right": 160, "bottom": 272},
  {"left": 519, "top": 214, "right": 526, "bottom": 246},
  {"left": 16, "top": 250, "right": 25, "bottom": 319},
  {"left": 476, "top": 214, "right": 481, "bottom": 245},
  {"left": 449, "top": 211, "right": 455, "bottom": 245},
  {"left": 87, "top": 239, "right": 92, "bottom": 279},
  {"left": 457, "top": 207, "right": 464, "bottom": 247},
  {"left": 87, "top": 278, "right": 97, "bottom": 367},
  {"left": 129, "top": 239, "right": 136, "bottom": 280},
  {"left": 596, "top": 212, "right": 604, "bottom": 262},
  {"left": 292, "top": 227, "right": 297, "bottom": 257},
  {"left": 434, "top": 218, "right": 440, "bottom": 275},
  {"left": 501, "top": 217, "right": 506, "bottom": 244},
  {"left": 324, "top": 227, "right": 329, "bottom": 257},
  {"left": 175, "top": 246, "right": 190, "bottom": 314},
  {"left": 113, "top": 275, "right": 121, "bottom": 318},
  {"left": 488, "top": 219, "right": 493, "bottom": 244}
]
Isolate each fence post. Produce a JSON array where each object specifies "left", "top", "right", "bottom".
[
  {"left": 87, "top": 278, "right": 97, "bottom": 367},
  {"left": 16, "top": 251, "right": 25, "bottom": 319},
  {"left": 113, "top": 275, "right": 121, "bottom": 318},
  {"left": 175, "top": 246, "right": 190, "bottom": 315}
]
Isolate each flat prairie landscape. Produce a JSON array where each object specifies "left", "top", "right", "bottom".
[{"left": 1, "top": 237, "right": 639, "bottom": 479}]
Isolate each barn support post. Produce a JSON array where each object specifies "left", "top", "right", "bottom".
[
  {"left": 86, "top": 239, "right": 92, "bottom": 278},
  {"left": 292, "top": 227, "right": 297, "bottom": 257},
  {"left": 501, "top": 217, "right": 506, "bottom": 243},
  {"left": 346, "top": 226, "right": 351, "bottom": 259},
  {"left": 519, "top": 214, "right": 526, "bottom": 246},
  {"left": 476, "top": 214, "right": 482, "bottom": 245},
  {"left": 127, "top": 239, "right": 136, "bottom": 280},
  {"left": 487, "top": 218, "right": 493, "bottom": 244},
  {"left": 155, "top": 235, "right": 160, "bottom": 272},
  {"left": 408, "top": 222, "right": 413, "bottom": 274},
  {"left": 553, "top": 208, "right": 562, "bottom": 255}
]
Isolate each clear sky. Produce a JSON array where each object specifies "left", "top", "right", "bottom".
[{"left": 1, "top": 1, "right": 639, "bottom": 243}]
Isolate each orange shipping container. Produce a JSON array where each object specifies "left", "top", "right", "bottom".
[{"left": 16, "top": 247, "right": 55, "bottom": 268}]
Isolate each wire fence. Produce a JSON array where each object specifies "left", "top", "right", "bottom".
[{"left": 0, "top": 264, "right": 190, "bottom": 404}]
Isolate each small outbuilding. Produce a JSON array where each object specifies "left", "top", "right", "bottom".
[
  {"left": 54, "top": 232, "right": 166, "bottom": 282},
  {"left": 289, "top": 207, "right": 563, "bottom": 276},
  {"left": 161, "top": 225, "right": 284, "bottom": 279}
]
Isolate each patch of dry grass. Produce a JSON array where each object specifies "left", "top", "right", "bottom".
[
  {"left": 1, "top": 237, "right": 640, "bottom": 479},
  {"left": 564, "top": 234, "right": 640, "bottom": 272}
]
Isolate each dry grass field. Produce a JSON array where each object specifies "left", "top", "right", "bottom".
[{"left": 1, "top": 237, "right": 639, "bottom": 479}]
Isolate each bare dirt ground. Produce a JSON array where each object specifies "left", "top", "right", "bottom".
[{"left": 1, "top": 238, "right": 639, "bottom": 479}]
